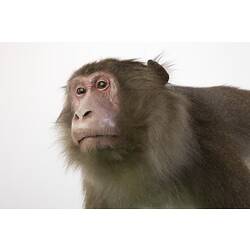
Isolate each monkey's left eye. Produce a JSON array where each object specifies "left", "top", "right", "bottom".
[{"left": 96, "top": 80, "right": 109, "bottom": 90}]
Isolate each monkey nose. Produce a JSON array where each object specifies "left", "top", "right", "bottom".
[{"left": 74, "top": 110, "right": 92, "bottom": 120}]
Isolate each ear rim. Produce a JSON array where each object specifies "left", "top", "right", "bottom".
[{"left": 147, "top": 59, "right": 169, "bottom": 84}]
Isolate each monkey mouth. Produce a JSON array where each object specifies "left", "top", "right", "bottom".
[{"left": 78, "top": 134, "right": 118, "bottom": 144}]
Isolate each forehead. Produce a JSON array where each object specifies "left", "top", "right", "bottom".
[{"left": 69, "top": 71, "right": 114, "bottom": 85}]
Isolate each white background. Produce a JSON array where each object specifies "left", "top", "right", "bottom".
[
  {"left": 1, "top": 1, "right": 250, "bottom": 250},
  {"left": 0, "top": 43, "right": 250, "bottom": 208}
]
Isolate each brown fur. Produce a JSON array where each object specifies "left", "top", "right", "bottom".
[{"left": 57, "top": 58, "right": 250, "bottom": 208}]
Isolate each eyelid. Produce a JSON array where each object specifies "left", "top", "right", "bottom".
[
  {"left": 95, "top": 79, "right": 104, "bottom": 84},
  {"left": 98, "top": 77, "right": 109, "bottom": 83}
]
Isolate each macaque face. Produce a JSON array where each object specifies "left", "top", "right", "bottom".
[{"left": 69, "top": 72, "right": 120, "bottom": 152}]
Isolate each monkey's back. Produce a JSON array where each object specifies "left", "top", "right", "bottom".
[
  {"left": 172, "top": 85, "right": 250, "bottom": 143},
  {"left": 171, "top": 85, "right": 250, "bottom": 208}
]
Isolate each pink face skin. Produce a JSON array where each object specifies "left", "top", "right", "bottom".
[{"left": 69, "top": 72, "right": 120, "bottom": 152}]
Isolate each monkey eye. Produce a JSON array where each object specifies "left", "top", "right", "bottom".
[
  {"left": 96, "top": 80, "right": 109, "bottom": 90},
  {"left": 76, "top": 87, "right": 86, "bottom": 95}
]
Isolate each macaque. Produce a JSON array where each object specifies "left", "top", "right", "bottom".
[{"left": 57, "top": 58, "right": 250, "bottom": 208}]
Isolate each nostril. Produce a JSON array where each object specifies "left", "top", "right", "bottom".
[
  {"left": 74, "top": 111, "right": 92, "bottom": 121},
  {"left": 83, "top": 110, "right": 92, "bottom": 118},
  {"left": 74, "top": 113, "right": 80, "bottom": 120}
]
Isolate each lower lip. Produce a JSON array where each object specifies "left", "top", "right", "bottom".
[{"left": 78, "top": 135, "right": 117, "bottom": 144}]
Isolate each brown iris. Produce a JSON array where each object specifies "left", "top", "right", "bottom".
[
  {"left": 96, "top": 80, "right": 109, "bottom": 90},
  {"left": 76, "top": 87, "right": 86, "bottom": 95}
]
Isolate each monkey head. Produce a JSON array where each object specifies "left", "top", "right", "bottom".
[{"left": 57, "top": 58, "right": 171, "bottom": 165}]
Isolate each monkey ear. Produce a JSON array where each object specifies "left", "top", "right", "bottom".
[{"left": 147, "top": 60, "right": 169, "bottom": 84}]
